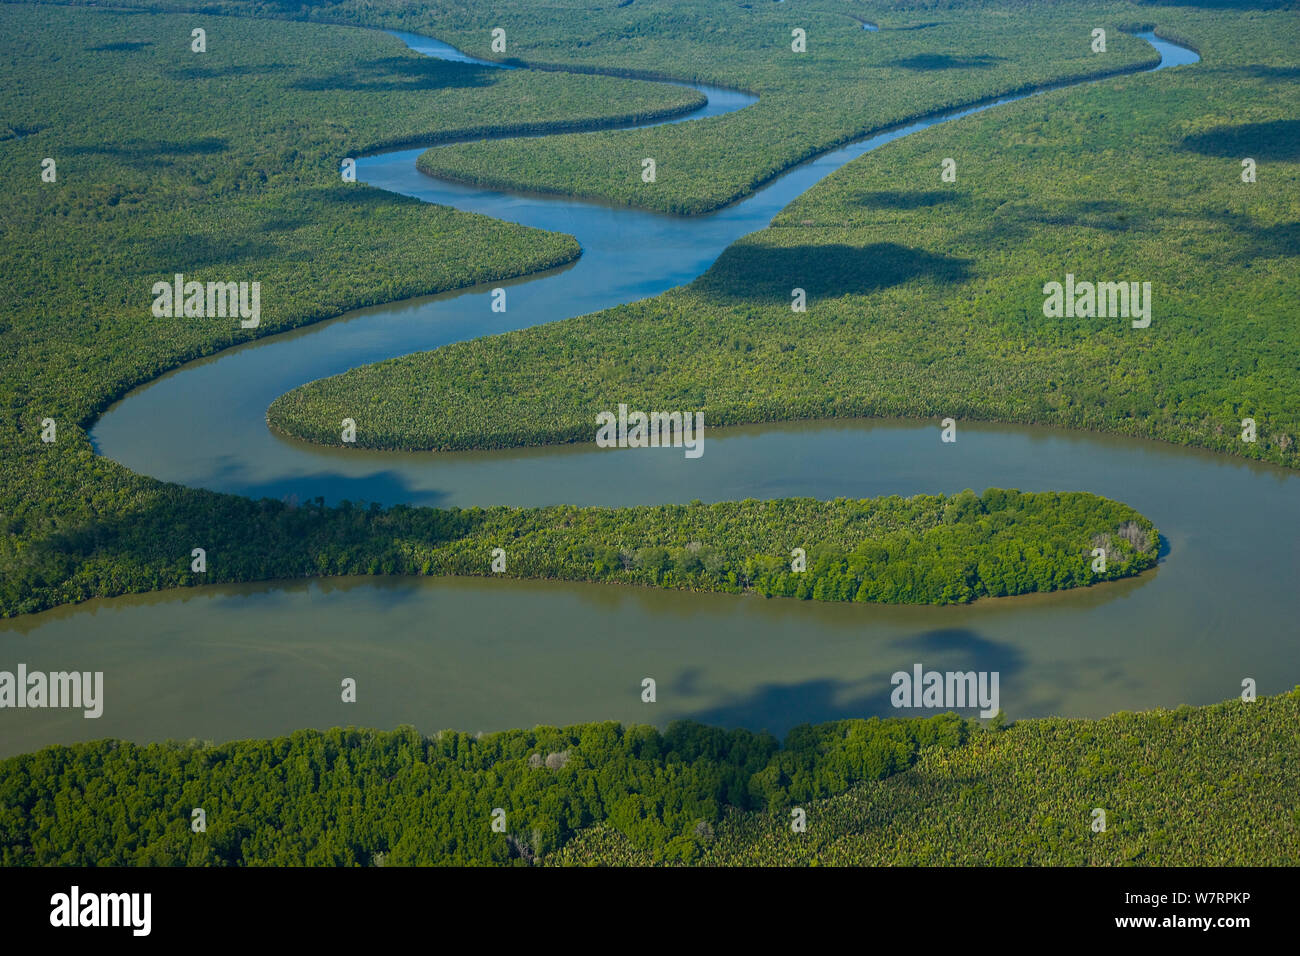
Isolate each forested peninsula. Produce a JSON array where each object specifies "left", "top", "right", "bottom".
[{"left": 0, "top": 489, "right": 1160, "bottom": 614}]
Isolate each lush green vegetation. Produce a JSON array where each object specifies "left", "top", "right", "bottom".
[
  {"left": 5, "top": 690, "right": 1295, "bottom": 865},
  {"left": 0, "top": 488, "right": 1157, "bottom": 614},
  {"left": 0, "top": 2, "right": 1291, "bottom": 870},
  {"left": 0, "top": 712, "right": 975, "bottom": 865},
  {"left": 273, "top": 3, "right": 1300, "bottom": 473},
  {"left": 52, "top": 0, "right": 1163, "bottom": 215},
  {"left": 413, "top": 0, "right": 1160, "bottom": 213},
  {"left": 552, "top": 689, "right": 1300, "bottom": 866},
  {"left": 0, "top": 2, "right": 1177, "bottom": 618},
  {"left": 0, "top": 4, "right": 709, "bottom": 618}
]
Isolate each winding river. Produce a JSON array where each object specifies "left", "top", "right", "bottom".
[{"left": 6, "top": 29, "right": 1296, "bottom": 758}]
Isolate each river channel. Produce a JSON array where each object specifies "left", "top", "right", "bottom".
[{"left": 8, "top": 29, "right": 1288, "bottom": 759}]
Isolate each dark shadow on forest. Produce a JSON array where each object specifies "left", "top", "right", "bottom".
[
  {"left": 854, "top": 190, "right": 956, "bottom": 210},
  {"left": 699, "top": 242, "right": 972, "bottom": 302},
  {"left": 313, "top": 188, "right": 422, "bottom": 210},
  {"left": 1234, "top": 64, "right": 1300, "bottom": 79},
  {"left": 87, "top": 40, "right": 153, "bottom": 52},
  {"left": 1208, "top": 211, "right": 1300, "bottom": 262},
  {"left": 1135, "top": 0, "right": 1292, "bottom": 9},
  {"left": 960, "top": 198, "right": 1155, "bottom": 251},
  {"left": 290, "top": 56, "right": 497, "bottom": 92},
  {"left": 1037, "top": 199, "right": 1143, "bottom": 233},
  {"left": 18, "top": 475, "right": 479, "bottom": 610},
  {"left": 888, "top": 21, "right": 947, "bottom": 31},
  {"left": 963, "top": 199, "right": 1297, "bottom": 266},
  {"left": 67, "top": 137, "right": 228, "bottom": 159},
  {"left": 167, "top": 63, "right": 290, "bottom": 81},
  {"left": 1180, "top": 119, "right": 1300, "bottom": 161},
  {"left": 890, "top": 53, "right": 1005, "bottom": 70},
  {"left": 137, "top": 234, "right": 283, "bottom": 269},
  {"left": 1, "top": 125, "right": 42, "bottom": 141},
  {"left": 255, "top": 212, "right": 311, "bottom": 234}
]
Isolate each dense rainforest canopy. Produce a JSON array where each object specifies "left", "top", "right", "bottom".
[
  {"left": 0, "top": 1, "right": 1181, "bottom": 617},
  {"left": 0, "top": 713, "right": 975, "bottom": 865},
  {"left": 272, "top": 3, "right": 1298, "bottom": 474},
  {"left": 4, "top": 691, "right": 1297, "bottom": 866},
  {"left": 553, "top": 689, "right": 1300, "bottom": 866}
]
